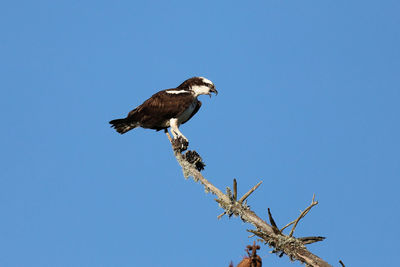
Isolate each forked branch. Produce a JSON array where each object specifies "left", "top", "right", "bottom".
[{"left": 279, "top": 194, "right": 319, "bottom": 236}]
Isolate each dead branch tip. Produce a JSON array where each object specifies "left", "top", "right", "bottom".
[
  {"left": 238, "top": 181, "right": 263, "bottom": 204},
  {"left": 288, "top": 194, "right": 319, "bottom": 237}
]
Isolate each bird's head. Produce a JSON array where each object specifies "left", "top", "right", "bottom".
[{"left": 178, "top": 77, "right": 218, "bottom": 97}]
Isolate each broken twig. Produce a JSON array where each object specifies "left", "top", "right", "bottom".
[
  {"left": 268, "top": 208, "right": 281, "bottom": 235},
  {"left": 238, "top": 181, "right": 263, "bottom": 204}
]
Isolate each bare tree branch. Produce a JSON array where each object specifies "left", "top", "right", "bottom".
[
  {"left": 267, "top": 208, "right": 281, "bottom": 235},
  {"left": 233, "top": 179, "right": 238, "bottom": 201},
  {"left": 280, "top": 194, "right": 318, "bottom": 234},
  {"left": 298, "top": 236, "right": 326, "bottom": 245},
  {"left": 288, "top": 194, "right": 318, "bottom": 237},
  {"left": 239, "top": 181, "right": 263, "bottom": 204},
  {"left": 166, "top": 134, "right": 332, "bottom": 267}
]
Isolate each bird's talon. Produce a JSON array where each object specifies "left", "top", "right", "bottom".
[{"left": 172, "top": 136, "right": 189, "bottom": 152}]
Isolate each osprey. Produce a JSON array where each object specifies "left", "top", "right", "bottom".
[{"left": 109, "top": 77, "right": 218, "bottom": 142}]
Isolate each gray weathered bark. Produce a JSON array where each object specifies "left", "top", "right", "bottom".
[{"left": 168, "top": 135, "right": 332, "bottom": 267}]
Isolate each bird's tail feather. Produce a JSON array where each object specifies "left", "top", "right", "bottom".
[{"left": 109, "top": 118, "right": 137, "bottom": 134}]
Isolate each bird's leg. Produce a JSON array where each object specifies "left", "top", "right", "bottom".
[
  {"left": 169, "top": 118, "right": 189, "bottom": 151},
  {"left": 169, "top": 118, "right": 188, "bottom": 141}
]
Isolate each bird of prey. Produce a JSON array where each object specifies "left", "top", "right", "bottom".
[{"left": 109, "top": 77, "right": 218, "bottom": 143}]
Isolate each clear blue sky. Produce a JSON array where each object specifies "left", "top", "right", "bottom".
[{"left": 1, "top": 1, "right": 399, "bottom": 266}]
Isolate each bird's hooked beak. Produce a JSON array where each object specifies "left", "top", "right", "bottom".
[{"left": 209, "top": 86, "right": 218, "bottom": 98}]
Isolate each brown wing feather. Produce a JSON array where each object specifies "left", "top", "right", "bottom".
[{"left": 127, "top": 90, "right": 195, "bottom": 130}]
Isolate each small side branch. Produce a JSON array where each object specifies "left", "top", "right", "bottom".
[
  {"left": 238, "top": 181, "right": 263, "bottom": 204},
  {"left": 233, "top": 179, "right": 238, "bottom": 201},
  {"left": 268, "top": 208, "right": 281, "bottom": 235},
  {"left": 164, "top": 129, "right": 172, "bottom": 142},
  {"left": 289, "top": 194, "right": 318, "bottom": 237},
  {"left": 280, "top": 194, "right": 319, "bottom": 236},
  {"left": 298, "top": 236, "right": 326, "bottom": 245}
]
